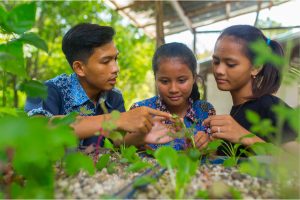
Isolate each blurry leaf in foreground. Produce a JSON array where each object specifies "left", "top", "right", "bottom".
[
  {"left": 19, "top": 80, "right": 48, "bottom": 100},
  {"left": 154, "top": 146, "right": 177, "bottom": 168},
  {"left": 3, "top": 2, "right": 36, "bottom": 34},
  {"left": 51, "top": 112, "right": 78, "bottom": 126},
  {"left": 250, "top": 40, "right": 285, "bottom": 67},
  {"left": 65, "top": 152, "right": 95, "bottom": 176},
  {"left": 19, "top": 32, "right": 48, "bottom": 52},
  {"left": 0, "top": 41, "right": 26, "bottom": 77}
]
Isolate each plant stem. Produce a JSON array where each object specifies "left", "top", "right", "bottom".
[
  {"left": 190, "top": 135, "right": 196, "bottom": 148},
  {"left": 168, "top": 165, "right": 176, "bottom": 192}
]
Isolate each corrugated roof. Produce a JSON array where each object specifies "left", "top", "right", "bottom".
[{"left": 105, "top": 0, "right": 288, "bottom": 38}]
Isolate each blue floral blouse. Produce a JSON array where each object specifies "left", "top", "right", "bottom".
[{"left": 130, "top": 96, "right": 215, "bottom": 150}]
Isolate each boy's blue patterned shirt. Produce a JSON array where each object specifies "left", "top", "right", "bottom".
[
  {"left": 25, "top": 73, "right": 125, "bottom": 146},
  {"left": 130, "top": 96, "right": 215, "bottom": 150}
]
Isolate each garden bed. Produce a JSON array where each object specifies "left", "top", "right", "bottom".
[
  {"left": 134, "top": 164, "right": 274, "bottom": 199},
  {"left": 55, "top": 148, "right": 276, "bottom": 199}
]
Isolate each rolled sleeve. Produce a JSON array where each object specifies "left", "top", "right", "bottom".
[
  {"left": 27, "top": 108, "right": 53, "bottom": 117},
  {"left": 25, "top": 82, "right": 62, "bottom": 116}
]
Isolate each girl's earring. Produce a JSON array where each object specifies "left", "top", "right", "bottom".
[{"left": 252, "top": 75, "right": 256, "bottom": 79}]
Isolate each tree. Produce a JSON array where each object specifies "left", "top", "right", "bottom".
[{"left": 1, "top": 0, "right": 155, "bottom": 109}]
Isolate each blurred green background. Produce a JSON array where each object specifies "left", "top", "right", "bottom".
[{"left": 0, "top": 0, "right": 156, "bottom": 110}]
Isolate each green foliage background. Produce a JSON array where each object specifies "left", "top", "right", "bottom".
[{"left": 1, "top": 0, "right": 155, "bottom": 109}]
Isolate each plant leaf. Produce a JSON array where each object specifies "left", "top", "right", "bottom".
[
  {"left": 195, "top": 189, "right": 209, "bottom": 199},
  {"left": 250, "top": 40, "right": 285, "bottom": 67},
  {"left": 120, "top": 145, "right": 140, "bottom": 163},
  {"left": 187, "top": 148, "right": 201, "bottom": 161},
  {"left": 0, "top": 51, "right": 15, "bottom": 61},
  {"left": 108, "top": 131, "right": 124, "bottom": 142},
  {"left": 245, "top": 110, "right": 260, "bottom": 124},
  {"left": 19, "top": 80, "right": 48, "bottom": 100},
  {"left": 223, "top": 157, "right": 237, "bottom": 167},
  {"left": 103, "top": 138, "right": 115, "bottom": 151},
  {"left": 0, "top": 41, "right": 26, "bottom": 77},
  {"left": 51, "top": 112, "right": 78, "bottom": 126},
  {"left": 96, "top": 154, "right": 110, "bottom": 171},
  {"left": 3, "top": 2, "right": 36, "bottom": 34},
  {"left": 126, "top": 161, "right": 150, "bottom": 173},
  {"left": 0, "top": 5, "right": 7, "bottom": 25},
  {"left": 154, "top": 146, "right": 177, "bottom": 169},
  {"left": 133, "top": 176, "right": 156, "bottom": 188},
  {"left": 65, "top": 152, "right": 95, "bottom": 175},
  {"left": 107, "top": 162, "right": 117, "bottom": 174},
  {"left": 19, "top": 32, "right": 48, "bottom": 52},
  {"left": 110, "top": 110, "right": 120, "bottom": 120}
]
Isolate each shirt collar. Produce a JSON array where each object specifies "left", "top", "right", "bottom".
[
  {"left": 155, "top": 96, "right": 197, "bottom": 122},
  {"left": 98, "top": 91, "right": 112, "bottom": 109},
  {"left": 70, "top": 73, "right": 109, "bottom": 107}
]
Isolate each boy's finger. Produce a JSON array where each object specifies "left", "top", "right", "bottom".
[
  {"left": 148, "top": 108, "right": 171, "bottom": 118},
  {"left": 152, "top": 116, "right": 168, "bottom": 122}
]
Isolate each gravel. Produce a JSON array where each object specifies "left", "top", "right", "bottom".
[
  {"left": 134, "top": 164, "right": 274, "bottom": 199},
  {"left": 54, "top": 148, "right": 297, "bottom": 199}
]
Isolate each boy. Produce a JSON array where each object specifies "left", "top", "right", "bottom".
[{"left": 25, "top": 23, "right": 171, "bottom": 147}]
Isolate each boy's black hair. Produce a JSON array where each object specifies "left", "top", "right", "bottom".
[
  {"left": 62, "top": 23, "right": 115, "bottom": 67},
  {"left": 217, "top": 25, "right": 284, "bottom": 99},
  {"left": 152, "top": 42, "right": 200, "bottom": 101}
]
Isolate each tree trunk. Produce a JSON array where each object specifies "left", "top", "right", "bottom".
[{"left": 12, "top": 75, "right": 18, "bottom": 108}]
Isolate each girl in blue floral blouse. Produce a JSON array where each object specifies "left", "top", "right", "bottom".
[{"left": 127, "top": 42, "right": 216, "bottom": 150}]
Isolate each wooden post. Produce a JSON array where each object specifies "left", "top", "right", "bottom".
[
  {"left": 193, "top": 28, "right": 196, "bottom": 54},
  {"left": 155, "top": 0, "right": 165, "bottom": 48}
]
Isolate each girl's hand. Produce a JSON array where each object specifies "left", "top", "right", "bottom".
[
  {"left": 194, "top": 131, "right": 211, "bottom": 150},
  {"left": 185, "top": 131, "right": 211, "bottom": 150},
  {"left": 123, "top": 116, "right": 175, "bottom": 146},
  {"left": 202, "top": 115, "right": 264, "bottom": 146},
  {"left": 143, "top": 119, "right": 174, "bottom": 144}
]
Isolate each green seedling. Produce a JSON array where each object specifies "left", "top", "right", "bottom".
[
  {"left": 126, "top": 161, "right": 151, "bottom": 173},
  {"left": 154, "top": 146, "right": 198, "bottom": 198},
  {"left": 96, "top": 154, "right": 110, "bottom": 171},
  {"left": 120, "top": 145, "right": 140, "bottom": 163},
  {"left": 168, "top": 114, "right": 196, "bottom": 148},
  {"left": 133, "top": 175, "right": 156, "bottom": 188},
  {"left": 219, "top": 140, "right": 243, "bottom": 167},
  {"left": 65, "top": 152, "right": 95, "bottom": 176}
]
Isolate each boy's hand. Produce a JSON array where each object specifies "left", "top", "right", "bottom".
[{"left": 117, "top": 106, "right": 171, "bottom": 134}]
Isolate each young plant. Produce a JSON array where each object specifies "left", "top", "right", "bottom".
[
  {"left": 0, "top": 114, "right": 82, "bottom": 198},
  {"left": 164, "top": 114, "right": 197, "bottom": 149},
  {"left": 221, "top": 141, "right": 242, "bottom": 167},
  {"left": 154, "top": 146, "right": 198, "bottom": 199}
]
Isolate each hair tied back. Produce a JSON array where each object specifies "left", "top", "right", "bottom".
[{"left": 266, "top": 38, "right": 271, "bottom": 46}]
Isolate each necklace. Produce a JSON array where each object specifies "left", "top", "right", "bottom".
[{"left": 231, "top": 103, "right": 244, "bottom": 118}]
